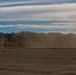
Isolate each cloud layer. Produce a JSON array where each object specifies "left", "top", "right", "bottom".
[
  {"left": 0, "top": 0, "right": 76, "bottom": 33},
  {"left": 0, "top": 21, "right": 76, "bottom": 33},
  {"left": 0, "top": 0, "right": 76, "bottom": 6},
  {"left": 0, "top": 3, "right": 76, "bottom": 21}
]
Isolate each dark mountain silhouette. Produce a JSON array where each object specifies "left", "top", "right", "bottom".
[{"left": 0, "top": 31, "right": 76, "bottom": 48}]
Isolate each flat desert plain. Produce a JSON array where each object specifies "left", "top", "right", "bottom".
[{"left": 0, "top": 48, "right": 76, "bottom": 75}]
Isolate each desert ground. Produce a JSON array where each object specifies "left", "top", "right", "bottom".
[{"left": 0, "top": 48, "right": 76, "bottom": 75}]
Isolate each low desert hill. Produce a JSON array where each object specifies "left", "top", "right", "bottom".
[{"left": 0, "top": 32, "right": 76, "bottom": 48}]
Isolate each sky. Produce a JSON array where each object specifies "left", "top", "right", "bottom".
[{"left": 0, "top": 0, "right": 76, "bottom": 33}]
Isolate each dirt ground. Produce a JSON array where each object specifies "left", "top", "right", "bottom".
[{"left": 0, "top": 48, "right": 76, "bottom": 75}]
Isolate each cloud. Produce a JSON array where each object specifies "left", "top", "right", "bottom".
[
  {"left": 0, "top": 0, "right": 42, "bottom": 7},
  {"left": 0, "top": 22, "right": 76, "bottom": 34},
  {"left": 0, "top": 21, "right": 76, "bottom": 33},
  {"left": 0, "top": 0, "right": 76, "bottom": 7},
  {"left": 0, "top": 22, "right": 75, "bottom": 29},
  {"left": 0, "top": 1, "right": 76, "bottom": 33},
  {"left": 0, "top": 25, "right": 13, "bottom": 28},
  {"left": 0, "top": 3, "right": 76, "bottom": 21}
]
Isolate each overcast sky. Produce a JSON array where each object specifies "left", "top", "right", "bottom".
[{"left": 0, "top": 0, "right": 76, "bottom": 33}]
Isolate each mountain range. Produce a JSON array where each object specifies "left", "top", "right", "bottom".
[{"left": 0, "top": 32, "right": 76, "bottom": 48}]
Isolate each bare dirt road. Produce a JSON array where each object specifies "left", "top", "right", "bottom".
[{"left": 0, "top": 48, "right": 76, "bottom": 75}]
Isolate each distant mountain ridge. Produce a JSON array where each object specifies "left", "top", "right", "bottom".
[{"left": 0, "top": 32, "right": 76, "bottom": 48}]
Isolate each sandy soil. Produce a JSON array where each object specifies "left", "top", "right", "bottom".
[{"left": 0, "top": 48, "right": 76, "bottom": 75}]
